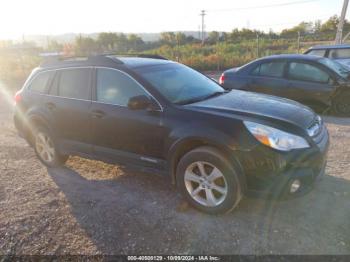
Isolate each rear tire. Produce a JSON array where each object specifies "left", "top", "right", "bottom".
[
  {"left": 332, "top": 91, "right": 350, "bottom": 117},
  {"left": 33, "top": 126, "right": 68, "bottom": 167},
  {"left": 176, "top": 146, "right": 243, "bottom": 214}
]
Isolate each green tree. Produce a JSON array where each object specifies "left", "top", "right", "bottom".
[
  {"left": 75, "top": 35, "right": 99, "bottom": 56},
  {"left": 175, "top": 32, "right": 187, "bottom": 45},
  {"left": 97, "top": 32, "right": 118, "bottom": 50},
  {"left": 46, "top": 39, "right": 63, "bottom": 52},
  {"left": 127, "top": 34, "right": 144, "bottom": 51},
  {"left": 280, "top": 22, "right": 313, "bottom": 38},
  {"left": 160, "top": 32, "right": 176, "bottom": 46},
  {"left": 207, "top": 31, "right": 220, "bottom": 44},
  {"left": 320, "top": 15, "right": 339, "bottom": 33}
]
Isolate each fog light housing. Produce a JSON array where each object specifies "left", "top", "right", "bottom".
[{"left": 290, "top": 179, "right": 301, "bottom": 193}]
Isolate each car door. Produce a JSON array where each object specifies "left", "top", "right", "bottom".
[
  {"left": 90, "top": 67, "right": 165, "bottom": 169},
  {"left": 46, "top": 67, "right": 93, "bottom": 154},
  {"left": 285, "top": 61, "right": 335, "bottom": 106},
  {"left": 247, "top": 60, "right": 289, "bottom": 98}
]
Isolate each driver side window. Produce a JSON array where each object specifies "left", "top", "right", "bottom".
[{"left": 96, "top": 68, "right": 149, "bottom": 106}]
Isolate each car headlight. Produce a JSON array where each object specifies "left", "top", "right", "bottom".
[{"left": 244, "top": 121, "right": 309, "bottom": 151}]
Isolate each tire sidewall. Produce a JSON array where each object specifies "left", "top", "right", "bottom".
[{"left": 176, "top": 147, "right": 242, "bottom": 214}]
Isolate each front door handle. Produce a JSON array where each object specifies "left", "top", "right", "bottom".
[{"left": 91, "top": 110, "right": 106, "bottom": 119}]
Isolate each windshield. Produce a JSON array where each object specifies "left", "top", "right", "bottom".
[
  {"left": 136, "top": 63, "right": 225, "bottom": 104},
  {"left": 318, "top": 58, "right": 350, "bottom": 79}
]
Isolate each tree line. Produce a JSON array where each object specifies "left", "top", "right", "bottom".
[{"left": 0, "top": 15, "right": 348, "bottom": 89}]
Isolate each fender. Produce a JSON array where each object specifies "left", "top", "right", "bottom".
[
  {"left": 25, "top": 106, "right": 55, "bottom": 139},
  {"left": 166, "top": 123, "right": 250, "bottom": 190}
]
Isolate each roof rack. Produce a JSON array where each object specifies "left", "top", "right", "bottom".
[
  {"left": 134, "top": 54, "right": 168, "bottom": 60},
  {"left": 96, "top": 53, "right": 168, "bottom": 60},
  {"left": 40, "top": 54, "right": 124, "bottom": 67},
  {"left": 40, "top": 53, "right": 168, "bottom": 67}
]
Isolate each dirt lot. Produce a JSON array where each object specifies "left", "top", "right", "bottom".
[{"left": 0, "top": 87, "right": 349, "bottom": 255}]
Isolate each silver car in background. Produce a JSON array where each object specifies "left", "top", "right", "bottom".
[{"left": 304, "top": 44, "right": 350, "bottom": 68}]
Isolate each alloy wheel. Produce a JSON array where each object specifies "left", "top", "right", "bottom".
[
  {"left": 35, "top": 132, "right": 55, "bottom": 163},
  {"left": 184, "top": 161, "right": 228, "bottom": 207}
]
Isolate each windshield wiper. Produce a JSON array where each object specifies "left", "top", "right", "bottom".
[
  {"left": 203, "top": 90, "right": 228, "bottom": 100},
  {"left": 175, "top": 91, "right": 227, "bottom": 105}
]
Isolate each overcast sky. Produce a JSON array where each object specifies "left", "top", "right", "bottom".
[{"left": 0, "top": 0, "right": 344, "bottom": 39}]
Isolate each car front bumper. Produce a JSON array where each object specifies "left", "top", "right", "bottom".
[{"left": 239, "top": 126, "right": 329, "bottom": 199}]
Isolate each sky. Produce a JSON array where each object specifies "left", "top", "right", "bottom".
[{"left": 0, "top": 0, "right": 344, "bottom": 40}]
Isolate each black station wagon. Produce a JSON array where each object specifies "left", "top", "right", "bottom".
[{"left": 14, "top": 55, "right": 329, "bottom": 214}]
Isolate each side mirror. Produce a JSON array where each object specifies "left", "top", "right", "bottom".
[{"left": 127, "top": 95, "right": 153, "bottom": 110}]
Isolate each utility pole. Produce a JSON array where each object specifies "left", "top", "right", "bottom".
[
  {"left": 297, "top": 31, "right": 301, "bottom": 53},
  {"left": 200, "top": 10, "right": 206, "bottom": 45},
  {"left": 335, "top": 0, "right": 349, "bottom": 44},
  {"left": 176, "top": 33, "right": 180, "bottom": 62},
  {"left": 256, "top": 34, "right": 260, "bottom": 58}
]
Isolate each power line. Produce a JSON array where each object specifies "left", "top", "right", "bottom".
[
  {"left": 208, "top": 0, "right": 320, "bottom": 13},
  {"left": 249, "top": 13, "right": 332, "bottom": 28}
]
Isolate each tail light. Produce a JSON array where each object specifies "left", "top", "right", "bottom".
[
  {"left": 219, "top": 74, "right": 225, "bottom": 85},
  {"left": 14, "top": 89, "right": 23, "bottom": 104}
]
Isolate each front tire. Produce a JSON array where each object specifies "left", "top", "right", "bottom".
[
  {"left": 176, "top": 146, "right": 243, "bottom": 214},
  {"left": 33, "top": 126, "right": 68, "bottom": 167}
]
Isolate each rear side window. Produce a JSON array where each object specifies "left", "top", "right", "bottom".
[
  {"left": 329, "top": 48, "right": 350, "bottom": 59},
  {"left": 96, "top": 68, "right": 148, "bottom": 106},
  {"left": 288, "top": 62, "right": 330, "bottom": 83},
  {"left": 57, "top": 68, "right": 91, "bottom": 100},
  {"left": 251, "top": 62, "right": 285, "bottom": 78},
  {"left": 28, "top": 71, "right": 53, "bottom": 93},
  {"left": 307, "top": 49, "right": 326, "bottom": 57}
]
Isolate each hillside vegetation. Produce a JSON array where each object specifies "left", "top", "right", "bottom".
[{"left": 0, "top": 15, "right": 346, "bottom": 90}]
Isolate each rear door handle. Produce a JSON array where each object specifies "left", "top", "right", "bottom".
[
  {"left": 46, "top": 102, "right": 56, "bottom": 110},
  {"left": 91, "top": 110, "right": 106, "bottom": 119}
]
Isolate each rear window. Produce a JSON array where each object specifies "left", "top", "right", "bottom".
[
  {"left": 57, "top": 68, "right": 91, "bottom": 100},
  {"left": 28, "top": 71, "right": 53, "bottom": 93},
  {"left": 329, "top": 48, "right": 350, "bottom": 59},
  {"left": 251, "top": 62, "right": 285, "bottom": 78}
]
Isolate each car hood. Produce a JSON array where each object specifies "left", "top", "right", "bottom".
[
  {"left": 335, "top": 58, "right": 350, "bottom": 68},
  {"left": 187, "top": 90, "right": 316, "bottom": 129}
]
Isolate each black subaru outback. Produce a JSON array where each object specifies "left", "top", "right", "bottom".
[{"left": 14, "top": 55, "right": 329, "bottom": 214}]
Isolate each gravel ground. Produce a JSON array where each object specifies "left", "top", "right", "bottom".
[{"left": 0, "top": 87, "right": 349, "bottom": 255}]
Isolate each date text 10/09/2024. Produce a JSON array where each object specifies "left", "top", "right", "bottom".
[{"left": 127, "top": 256, "right": 220, "bottom": 261}]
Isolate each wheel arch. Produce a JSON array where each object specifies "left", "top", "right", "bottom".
[
  {"left": 26, "top": 113, "right": 52, "bottom": 145},
  {"left": 168, "top": 137, "right": 247, "bottom": 193}
]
